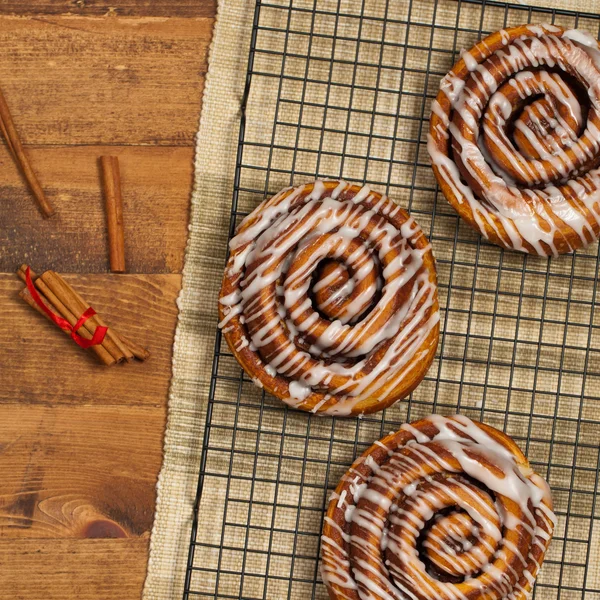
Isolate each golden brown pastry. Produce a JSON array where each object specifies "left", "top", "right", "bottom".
[
  {"left": 322, "top": 414, "right": 555, "bottom": 599},
  {"left": 429, "top": 24, "right": 600, "bottom": 255},
  {"left": 218, "top": 180, "right": 439, "bottom": 416}
]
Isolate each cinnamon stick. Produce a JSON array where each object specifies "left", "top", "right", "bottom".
[
  {"left": 17, "top": 265, "right": 126, "bottom": 364},
  {"left": 18, "top": 281, "right": 116, "bottom": 366},
  {"left": 40, "top": 270, "right": 135, "bottom": 362},
  {"left": 119, "top": 334, "right": 151, "bottom": 362},
  {"left": 18, "top": 265, "right": 149, "bottom": 365},
  {"left": 100, "top": 156, "right": 126, "bottom": 273},
  {"left": 53, "top": 270, "right": 135, "bottom": 362},
  {"left": 0, "top": 88, "right": 54, "bottom": 218}
]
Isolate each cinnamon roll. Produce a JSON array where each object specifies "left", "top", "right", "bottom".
[
  {"left": 321, "top": 414, "right": 555, "bottom": 600},
  {"left": 218, "top": 180, "right": 439, "bottom": 416},
  {"left": 429, "top": 24, "right": 600, "bottom": 255}
]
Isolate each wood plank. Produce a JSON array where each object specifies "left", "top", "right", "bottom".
[
  {"left": 0, "top": 404, "right": 164, "bottom": 538},
  {"left": 0, "top": 538, "right": 149, "bottom": 600},
  {"left": 0, "top": 0, "right": 217, "bottom": 18},
  {"left": 0, "top": 146, "right": 192, "bottom": 273},
  {"left": 0, "top": 273, "right": 180, "bottom": 405},
  {"left": 0, "top": 16, "right": 212, "bottom": 146}
]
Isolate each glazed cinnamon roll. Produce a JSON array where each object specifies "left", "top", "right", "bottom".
[
  {"left": 429, "top": 24, "right": 600, "bottom": 255},
  {"left": 322, "top": 414, "right": 555, "bottom": 600},
  {"left": 218, "top": 180, "right": 439, "bottom": 416}
]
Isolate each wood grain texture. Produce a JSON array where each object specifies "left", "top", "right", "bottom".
[
  {"left": 0, "top": 405, "right": 164, "bottom": 538},
  {"left": 0, "top": 273, "right": 180, "bottom": 404},
  {"left": 0, "top": 0, "right": 217, "bottom": 17},
  {"left": 0, "top": 539, "right": 149, "bottom": 600},
  {"left": 0, "top": 146, "right": 193, "bottom": 273},
  {"left": 0, "top": 16, "right": 211, "bottom": 146},
  {"left": 0, "top": 6, "right": 217, "bottom": 599}
]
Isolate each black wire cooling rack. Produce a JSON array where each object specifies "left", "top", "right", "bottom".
[{"left": 183, "top": 1, "right": 600, "bottom": 598}]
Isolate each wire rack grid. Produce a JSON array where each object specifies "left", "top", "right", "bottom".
[{"left": 183, "top": 0, "right": 600, "bottom": 598}]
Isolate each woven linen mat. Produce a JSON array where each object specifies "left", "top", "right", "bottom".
[{"left": 143, "top": 1, "right": 600, "bottom": 598}]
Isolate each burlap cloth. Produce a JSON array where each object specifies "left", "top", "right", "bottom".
[{"left": 143, "top": 1, "right": 600, "bottom": 598}]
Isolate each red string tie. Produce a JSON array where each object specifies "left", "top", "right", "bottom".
[{"left": 25, "top": 267, "right": 108, "bottom": 349}]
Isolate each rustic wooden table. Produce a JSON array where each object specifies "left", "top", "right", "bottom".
[{"left": 0, "top": 2, "right": 216, "bottom": 598}]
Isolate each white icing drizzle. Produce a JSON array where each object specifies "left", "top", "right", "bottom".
[
  {"left": 429, "top": 25, "right": 600, "bottom": 255},
  {"left": 219, "top": 180, "right": 439, "bottom": 416},
  {"left": 321, "top": 415, "right": 555, "bottom": 600}
]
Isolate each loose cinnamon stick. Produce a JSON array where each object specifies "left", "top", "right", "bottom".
[
  {"left": 40, "top": 270, "right": 135, "bottom": 362},
  {"left": 17, "top": 265, "right": 125, "bottom": 364},
  {"left": 100, "top": 156, "right": 126, "bottom": 273},
  {"left": 0, "top": 88, "right": 54, "bottom": 218},
  {"left": 18, "top": 282, "right": 116, "bottom": 366}
]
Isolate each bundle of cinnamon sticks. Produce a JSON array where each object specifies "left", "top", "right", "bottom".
[{"left": 18, "top": 265, "right": 149, "bottom": 366}]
